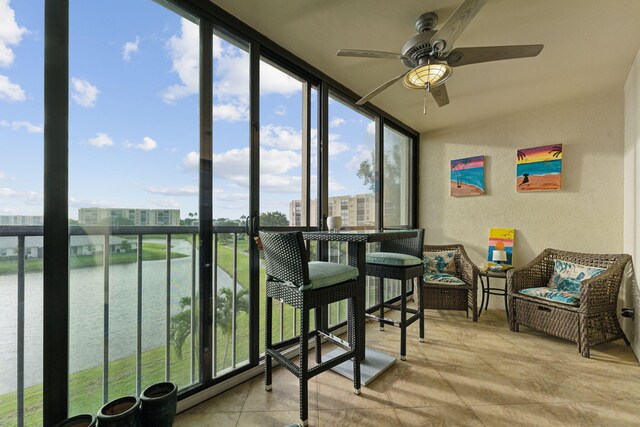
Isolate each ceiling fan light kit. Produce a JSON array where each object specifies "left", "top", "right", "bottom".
[
  {"left": 336, "top": 0, "right": 543, "bottom": 110},
  {"left": 402, "top": 61, "right": 452, "bottom": 89}
]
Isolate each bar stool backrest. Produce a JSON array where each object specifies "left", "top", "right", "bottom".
[
  {"left": 379, "top": 229, "right": 424, "bottom": 258},
  {"left": 259, "top": 231, "right": 310, "bottom": 288}
]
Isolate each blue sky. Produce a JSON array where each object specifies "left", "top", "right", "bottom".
[{"left": 0, "top": 0, "right": 375, "bottom": 221}]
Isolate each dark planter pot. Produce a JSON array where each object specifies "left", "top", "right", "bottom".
[
  {"left": 97, "top": 396, "right": 141, "bottom": 427},
  {"left": 140, "top": 382, "right": 178, "bottom": 427},
  {"left": 54, "top": 414, "right": 96, "bottom": 427}
]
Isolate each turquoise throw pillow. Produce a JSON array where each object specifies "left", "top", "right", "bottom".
[
  {"left": 547, "top": 260, "right": 605, "bottom": 293},
  {"left": 423, "top": 251, "right": 457, "bottom": 275}
]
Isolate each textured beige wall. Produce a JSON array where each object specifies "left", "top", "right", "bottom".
[
  {"left": 419, "top": 90, "right": 624, "bottom": 270},
  {"left": 623, "top": 49, "right": 640, "bottom": 359}
]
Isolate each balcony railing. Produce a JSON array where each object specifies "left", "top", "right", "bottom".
[{"left": 0, "top": 225, "right": 411, "bottom": 425}]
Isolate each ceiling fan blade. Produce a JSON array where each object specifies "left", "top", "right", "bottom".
[
  {"left": 432, "top": 0, "right": 488, "bottom": 52},
  {"left": 430, "top": 84, "right": 449, "bottom": 107},
  {"left": 446, "top": 45, "right": 544, "bottom": 67},
  {"left": 337, "top": 49, "right": 409, "bottom": 60},
  {"left": 356, "top": 70, "right": 410, "bottom": 105}
]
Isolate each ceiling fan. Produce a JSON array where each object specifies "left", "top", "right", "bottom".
[{"left": 337, "top": 0, "right": 543, "bottom": 109}]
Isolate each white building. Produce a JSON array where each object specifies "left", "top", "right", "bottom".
[
  {"left": 0, "top": 236, "right": 136, "bottom": 259},
  {"left": 78, "top": 208, "right": 180, "bottom": 226},
  {"left": 0, "top": 216, "right": 44, "bottom": 226}
]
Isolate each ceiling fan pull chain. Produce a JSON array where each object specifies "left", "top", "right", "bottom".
[{"left": 423, "top": 83, "right": 430, "bottom": 115}]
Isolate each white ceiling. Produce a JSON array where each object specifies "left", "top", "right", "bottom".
[{"left": 210, "top": 0, "right": 640, "bottom": 133}]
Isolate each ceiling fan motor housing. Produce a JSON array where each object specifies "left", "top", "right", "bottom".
[{"left": 402, "top": 12, "right": 440, "bottom": 67}]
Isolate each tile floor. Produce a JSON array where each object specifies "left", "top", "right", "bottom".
[{"left": 175, "top": 308, "right": 640, "bottom": 426}]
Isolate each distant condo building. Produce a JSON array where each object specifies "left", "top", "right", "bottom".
[
  {"left": 78, "top": 208, "right": 180, "bottom": 226},
  {"left": 289, "top": 194, "right": 376, "bottom": 227},
  {"left": 0, "top": 215, "right": 44, "bottom": 226}
]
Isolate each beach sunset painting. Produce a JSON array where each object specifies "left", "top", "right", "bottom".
[
  {"left": 516, "top": 144, "right": 562, "bottom": 192},
  {"left": 451, "top": 155, "right": 485, "bottom": 196}
]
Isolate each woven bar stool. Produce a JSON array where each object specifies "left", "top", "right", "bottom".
[
  {"left": 365, "top": 229, "right": 425, "bottom": 361},
  {"left": 259, "top": 231, "right": 361, "bottom": 427}
]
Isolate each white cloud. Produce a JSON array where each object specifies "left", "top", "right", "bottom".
[
  {"left": 212, "top": 148, "right": 250, "bottom": 187},
  {"left": 0, "top": 171, "right": 5, "bottom": 179},
  {"left": 182, "top": 151, "right": 199, "bottom": 171},
  {"left": 135, "top": 136, "right": 157, "bottom": 151},
  {"left": 213, "top": 102, "right": 248, "bottom": 122},
  {"left": 0, "top": 187, "right": 17, "bottom": 197},
  {"left": 0, "top": 207, "right": 15, "bottom": 213},
  {"left": 0, "top": 0, "right": 27, "bottom": 68},
  {"left": 213, "top": 188, "right": 248, "bottom": 202},
  {"left": 21, "top": 191, "right": 42, "bottom": 205},
  {"left": 326, "top": 132, "right": 350, "bottom": 156},
  {"left": 153, "top": 198, "right": 180, "bottom": 208},
  {"left": 274, "top": 106, "right": 286, "bottom": 116},
  {"left": 162, "top": 30, "right": 300, "bottom": 115},
  {"left": 146, "top": 186, "right": 197, "bottom": 196},
  {"left": 260, "top": 148, "right": 301, "bottom": 175},
  {"left": 69, "top": 197, "right": 116, "bottom": 208},
  {"left": 330, "top": 117, "right": 345, "bottom": 128},
  {"left": 329, "top": 177, "right": 345, "bottom": 192},
  {"left": 122, "top": 36, "right": 139, "bottom": 61},
  {"left": 346, "top": 144, "right": 373, "bottom": 170},
  {"left": 87, "top": 133, "right": 113, "bottom": 148},
  {"left": 0, "top": 74, "right": 25, "bottom": 102},
  {"left": 260, "top": 61, "right": 301, "bottom": 96},
  {"left": 162, "top": 18, "right": 199, "bottom": 103},
  {"left": 0, "top": 119, "right": 43, "bottom": 133},
  {"left": 0, "top": 187, "right": 43, "bottom": 205},
  {"left": 366, "top": 122, "right": 376, "bottom": 135},
  {"left": 260, "top": 124, "right": 302, "bottom": 150},
  {"left": 71, "top": 77, "right": 99, "bottom": 107},
  {"left": 329, "top": 141, "right": 349, "bottom": 156}
]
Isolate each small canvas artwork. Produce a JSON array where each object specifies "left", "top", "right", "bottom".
[
  {"left": 516, "top": 144, "right": 562, "bottom": 192},
  {"left": 450, "top": 155, "right": 484, "bottom": 196},
  {"left": 487, "top": 228, "right": 515, "bottom": 270}
]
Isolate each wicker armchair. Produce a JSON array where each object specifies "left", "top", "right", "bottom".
[
  {"left": 421, "top": 244, "right": 479, "bottom": 321},
  {"left": 508, "top": 248, "right": 631, "bottom": 357}
]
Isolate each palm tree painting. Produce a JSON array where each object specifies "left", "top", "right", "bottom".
[
  {"left": 516, "top": 144, "right": 562, "bottom": 192},
  {"left": 450, "top": 155, "right": 484, "bottom": 196}
]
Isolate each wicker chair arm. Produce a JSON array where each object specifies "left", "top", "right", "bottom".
[
  {"left": 507, "top": 249, "right": 552, "bottom": 294},
  {"left": 580, "top": 255, "right": 631, "bottom": 313},
  {"left": 456, "top": 245, "right": 478, "bottom": 289}
]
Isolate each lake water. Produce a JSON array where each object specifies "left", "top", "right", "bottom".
[{"left": 0, "top": 238, "right": 235, "bottom": 394}]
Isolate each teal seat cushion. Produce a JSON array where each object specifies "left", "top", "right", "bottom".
[
  {"left": 519, "top": 287, "right": 580, "bottom": 306},
  {"left": 366, "top": 251, "right": 422, "bottom": 266},
  {"left": 547, "top": 260, "right": 605, "bottom": 293},
  {"left": 423, "top": 273, "right": 465, "bottom": 285},
  {"left": 305, "top": 261, "right": 359, "bottom": 291}
]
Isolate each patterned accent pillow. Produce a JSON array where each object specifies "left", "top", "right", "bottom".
[
  {"left": 519, "top": 287, "right": 580, "bottom": 306},
  {"left": 423, "top": 273, "right": 465, "bottom": 285},
  {"left": 547, "top": 260, "right": 606, "bottom": 293},
  {"left": 423, "top": 251, "right": 457, "bottom": 275}
]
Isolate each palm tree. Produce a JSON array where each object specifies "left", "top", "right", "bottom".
[
  {"left": 170, "top": 296, "right": 196, "bottom": 360},
  {"left": 548, "top": 145, "right": 562, "bottom": 158},
  {"left": 452, "top": 158, "right": 471, "bottom": 188},
  {"left": 216, "top": 287, "right": 249, "bottom": 367},
  {"left": 517, "top": 150, "right": 527, "bottom": 162},
  {"left": 170, "top": 287, "right": 250, "bottom": 366}
]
